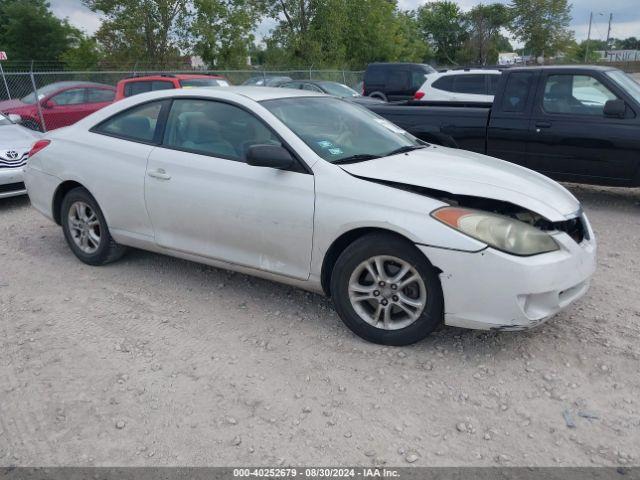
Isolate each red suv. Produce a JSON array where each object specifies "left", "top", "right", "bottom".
[
  {"left": 0, "top": 81, "right": 115, "bottom": 132},
  {"left": 115, "top": 74, "right": 230, "bottom": 101}
]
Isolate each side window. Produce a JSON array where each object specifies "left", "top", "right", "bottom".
[
  {"left": 453, "top": 75, "right": 486, "bottom": 95},
  {"left": 163, "top": 99, "right": 281, "bottom": 161},
  {"left": 124, "top": 81, "right": 152, "bottom": 98},
  {"left": 86, "top": 88, "right": 115, "bottom": 103},
  {"left": 93, "top": 100, "right": 166, "bottom": 143},
  {"left": 411, "top": 70, "right": 427, "bottom": 89},
  {"left": 387, "top": 70, "right": 410, "bottom": 90},
  {"left": 543, "top": 74, "right": 617, "bottom": 115},
  {"left": 487, "top": 74, "right": 501, "bottom": 95},
  {"left": 501, "top": 72, "right": 533, "bottom": 113},
  {"left": 302, "top": 83, "right": 322, "bottom": 92},
  {"left": 432, "top": 75, "right": 455, "bottom": 92},
  {"left": 366, "top": 68, "right": 385, "bottom": 85},
  {"left": 152, "top": 80, "right": 174, "bottom": 91},
  {"left": 124, "top": 81, "right": 174, "bottom": 98},
  {"left": 51, "top": 88, "right": 86, "bottom": 106}
]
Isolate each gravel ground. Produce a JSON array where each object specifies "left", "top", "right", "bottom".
[{"left": 1, "top": 183, "right": 639, "bottom": 467}]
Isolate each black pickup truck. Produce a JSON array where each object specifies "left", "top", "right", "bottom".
[{"left": 367, "top": 65, "right": 640, "bottom": 187}]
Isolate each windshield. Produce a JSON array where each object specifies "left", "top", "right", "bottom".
[
  {"left": 605, "top": 70, "right": 640, "bottom": 104},
  {"left": 180, "top": 78, "right": 229, "bottom": 88},
  {"left": 21, "top": 82, "right": 70, "bottom": 104},
  {"left": 319, "top": 82, "right": 360, "bottom": 97},
  {"left": 262, "top": 97, "right": 423, "bottom": 163}
]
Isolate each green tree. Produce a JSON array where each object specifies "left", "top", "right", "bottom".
[
  {"left": 189, "top": 0, "right": 261, "bottom": 68},
  {"left": 83, "top": 0, "right": 189, "bottom": 66},
  {"left": 60, "top": 34, "right": 103, "bottom": 70},
  {"left": 612, "top": 37, "right": 640, "bottom": 50},
  {"left": 0, "top": 0, "right": 76, "bottom": 63},
  {"left": 463, "top": 3, "right": 511, "bottom": 65},
  {"left": 261, "top": 0, "right": 427, "bottom": 69},
  {"left": 416, "top": 1, "right": 468, "bottom": 65},
  {"left": 509, "top": 0, "right": 573, "bottom": 58}
]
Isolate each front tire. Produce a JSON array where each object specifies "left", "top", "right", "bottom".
[
  {"left": 61, "top": 187, "right": 126, "bottom": 265},
  {"left": 330, "top": 233, "right": 443, "bottom": 346}
]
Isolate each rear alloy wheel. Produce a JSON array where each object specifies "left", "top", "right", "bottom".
[
  {"left": 61, "top": 187, "right": 126, "bottom": 265},
  {"left": 331, "top": 233, "right": 443, "bottom": 346}
]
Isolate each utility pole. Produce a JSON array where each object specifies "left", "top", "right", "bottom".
[
  {"left": 605, "top": 13, "right": 613, "bottom": 55},
  {"left": 584, "top": 11, "right": 593, "bottom": 63}
]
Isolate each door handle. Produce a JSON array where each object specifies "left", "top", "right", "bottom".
[
  {"left": 148, "top": 169, "right": 171, "bottom": 180},
  {"left": 535, "top": 121, "right": 552, "bottom": 132}
]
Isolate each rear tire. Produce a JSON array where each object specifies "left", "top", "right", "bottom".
[
  {"left": 369, "top": 92, "right": 388, "bottom": 102},
  {"left": 60, "top": 187, "right": 126, "bottom": 266},
  {"left": 330, "top": 233, "right": 443, "bottom": 346}
]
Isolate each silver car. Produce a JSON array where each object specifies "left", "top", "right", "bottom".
[{"left": 0, "top": 113, "right": 41, "bottom": 198}]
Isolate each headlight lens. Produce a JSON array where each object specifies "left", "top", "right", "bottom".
[{"left": 432, "top": 207, "right": 559, "bottom": 256}]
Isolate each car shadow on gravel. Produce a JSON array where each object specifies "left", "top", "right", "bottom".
[{"left": 0, "top": 195, "right": 30, "bottom": 211}]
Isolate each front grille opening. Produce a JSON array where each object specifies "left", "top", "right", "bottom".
[
  {"left": 0, "top": 182, "right": 26, "bottom": 194},
  {"left": 552, "top": 216, "right": 586, "bottom": 244}
]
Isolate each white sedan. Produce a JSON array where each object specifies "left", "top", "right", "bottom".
[
  {"left": 23, "top": 87, "right": 596, "bottom": 345},
  {"left": 0, "top": 112, "right": 42, "bottom": 198}
]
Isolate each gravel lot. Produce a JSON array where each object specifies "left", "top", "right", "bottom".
[{"left": 1, "top": 183, "right": 639, "bottom": 467}]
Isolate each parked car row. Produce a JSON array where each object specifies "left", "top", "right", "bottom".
[{"left": 0, "top": 73, "right": 372, "bottom": 132}]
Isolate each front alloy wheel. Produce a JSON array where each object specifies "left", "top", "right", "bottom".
[
  {"left": 331, "top": 233, "right": 443, "bottom": 346},
  {"left": 348, "top": 255, "right": 427, "bottom": 330}
]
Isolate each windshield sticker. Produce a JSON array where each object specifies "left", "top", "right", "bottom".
[
  {"left": 374, "top": 118, "right": 406, "bottom": 134},
  {"left": 328, "top": 148, "right": 343, "bottom": 155},
  {"left": 317, "top": 140, "right": 334, "bottom": 148}
]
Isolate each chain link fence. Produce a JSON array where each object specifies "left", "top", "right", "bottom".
[{"left": 0, "top": 65, "right": 364, "bottom": 132}]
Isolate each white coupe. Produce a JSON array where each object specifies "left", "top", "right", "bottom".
[{"left": 23, "top": 87, "right": 596, "bottom": 345}]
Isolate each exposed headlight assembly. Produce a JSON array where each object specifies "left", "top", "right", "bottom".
[{"left": 432, "top": 207, "right": 559, "bottom": 256}]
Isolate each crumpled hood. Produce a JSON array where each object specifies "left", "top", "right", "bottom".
[{"left": 339, "top": 145, "right": 581, "bottom": 222}]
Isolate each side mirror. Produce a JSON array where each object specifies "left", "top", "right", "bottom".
[
  {"left": 8, "top": 113, "right": 22, "bottom": 123},
  {"left": 42, "top": 99, "right": 55, "bottom": 109},
  {"left": 246, "top": 144, "right": 294, "bottom": 170},
  {"left": 603, "top": 99, "right": 626, "bottom": 118}
]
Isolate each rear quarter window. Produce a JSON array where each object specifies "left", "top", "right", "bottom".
[{"left": 432, "top": 75, "right": 455, "bottom": 92}]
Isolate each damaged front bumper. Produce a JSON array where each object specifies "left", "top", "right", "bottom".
[{"left": 418, "top": 215, "right": 597, "bottom": 331}]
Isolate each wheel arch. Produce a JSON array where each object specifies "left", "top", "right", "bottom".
[
  {"left": 320, "top": 227, "right": 439, "bottom": 297},
  {"left": 52, "top": 180, "right": 90, "bottom": 225}
]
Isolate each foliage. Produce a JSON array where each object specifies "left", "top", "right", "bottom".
[
  {"left": 612, "top": 37, "right": 640, "bottom": 50},
  {"left": 0, "top": 0, "right": 78, "bottom": 62},
  {"left": 259, "top": 0, "right": 428, "bottom": 69},
  {"left": 59, "top": 34, "right": 103, "bottom": 70},
  {"left": 82, "top": 0, "right": 189, "bottom": 66},
  {"left": 416, "top": 1, "right": 468, "bottom": 65},
  {"left": 509, "top": 0, "right": 573, "bottom": 58},
  {"left": 462, "top": 3, "right": 511, "bottom": 65}
]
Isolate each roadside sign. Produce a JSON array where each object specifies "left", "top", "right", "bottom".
[{"left": 0, "top": 52, "right": 7, "bottom": 60}]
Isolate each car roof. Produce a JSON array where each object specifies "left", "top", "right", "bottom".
[
  {"left": 436, "top": 69, "right": 502, "bottom": 75},
  {"left": 44, "top": 81, "right": 113, "bottom": 89},
  {"left": 507, "top": 65, "right": 617, "bottom": 72},
  {"left": 124, "top": 86, "right": 326, "bottom": 102},
  {"left": 121, "top": 73, "right": 225, "bottom": 82}
]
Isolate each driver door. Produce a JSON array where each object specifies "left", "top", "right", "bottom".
[
  {"left": 528, "top": 71, "right": 638, "bottom": 181},
  {"left": 144, "top": 98, "right": 315, "bottom": 280}
]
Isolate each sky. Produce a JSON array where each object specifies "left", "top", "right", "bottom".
[{"left": 50, "top": 0, "right": 640, "bottom": 47}]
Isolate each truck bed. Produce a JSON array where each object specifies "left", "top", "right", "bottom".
[{"left": 368, "top": 102, "right": 491, "bottom": 153}]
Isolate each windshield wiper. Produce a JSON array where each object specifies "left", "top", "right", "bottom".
[
  {"left": 333, "top": 154, "right": 381, "bottom": 165},
  {"left": 384, "top": 145, "right": 426, "bottom": 157}
]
